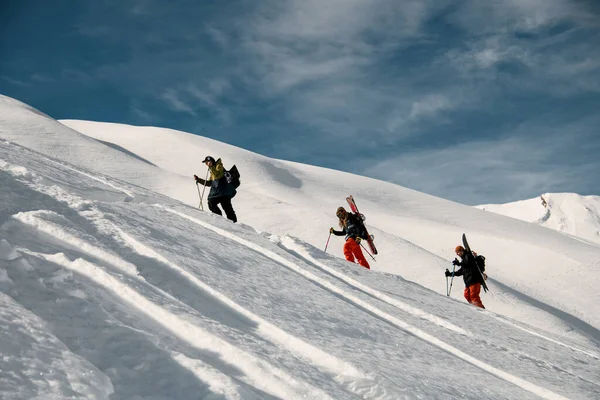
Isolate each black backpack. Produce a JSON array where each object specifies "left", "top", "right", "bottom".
[
  {"left": 475, "top": 254, "right": 486, "bottom": 272},
  {"left": 351, "top": 213, "right": 369, "bottom": 240},
  {"left": 224, "top": 165, "right": 241, "bottom": 188}
]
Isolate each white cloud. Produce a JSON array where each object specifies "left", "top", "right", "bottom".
[
  {"left": 161, "top": 90, "right": 196, "bottom": 116},
  {"left": 130, "top": 102, "right": 153, "bottom": 121},
  {"left": 226, "top": 0, "right": 457, "bottom": 141},
  {"left": 362, "top": 116, "right": 600, "bottom": 204},
  {"left": 186, "top": 82, "right": 234, "bottom": 125},
  {"left": 3, "top": 76, "right": 30, "bottom": 87},
  {"left": 442, "top": 1, "right": 600, "bottom": 95},
  {"left": 409, "top": 94, "right": 453, "bottom": 120},
  {"left": 449, "top": 0, "right": 583, "bottom": 34}
]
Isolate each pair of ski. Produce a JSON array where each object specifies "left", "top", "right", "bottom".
[
  {"left": 448, "top": 234, "right": 489, "bottom": 294},
  {"left": 346, "top": 195, "right": 378, "bottom": 255}
]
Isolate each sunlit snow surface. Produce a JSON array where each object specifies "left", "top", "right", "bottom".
[
  {"left": 478, "top": 193, "right": 600, "bottom": 246},
  {"left": 1, "top": 95, "right": 600, "bottom": 399}
]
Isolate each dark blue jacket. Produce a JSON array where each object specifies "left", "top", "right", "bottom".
[
  {"left": 453, "top": 252, "right": 485, "bottom": 287},
  {"left": 332, "top": 214, "right": 363, "bottom": 241},
  {"left": 197, "top": 158, "right": 237, "bottom": 200}
]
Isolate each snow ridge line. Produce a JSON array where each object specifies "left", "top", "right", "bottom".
[
  {"left": 47, "top": 159, "right": 135, "bottom": 200},
  {"left": 278, "top": 235, "right": 471, "bottom": 336},
  {"left": 1, "top": 142, "right": 135, "bottom": 199},
  {"left": 2, "top": 160, "right": 375, "bottom": 397},
  {"left": 278, "top": 237, "right": 600, "bottom": 371},
  {"left": 163, "top": 206, "right": 570, "bottom": 400},
  {"left": 170, "top": 352, "right": 262, "bottom": 400},
  {"left": 29, "top": 251, "right": 330, "bottom": 400},
  {"left": 13, "top": 210, "right": 140, "bottom": 277},
  {"left": 489, "top": 314, "right": 600, "bottom": 360},
  {"left": 12, "top": 211, "right": 339, "bottom": 399},
  {"left": 113, "top": 228, "right": 384, "bottom": 398}
]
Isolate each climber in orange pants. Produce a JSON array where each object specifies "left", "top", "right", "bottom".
[
  {"left": 446, "top": 245, "right": 486, "bottom": 308},
  {"left": 463, "top": 282, "right": 484, "bottom": 308},
  {"left": 330, "top": 207, "right": 370, "bottom": 269},
  {"left": 343, "top": 236, "right": 370, "bottom": 269}
]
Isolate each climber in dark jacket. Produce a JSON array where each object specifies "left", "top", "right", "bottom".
[
  {"left": 194, "top": 156, "right": 237, "bottom": 222},
  {"left": 330, "top": 206, "right": 370, "bottom": 269},
  {"left": 446, "top": 246, "right": 486, "bottom": 308}
]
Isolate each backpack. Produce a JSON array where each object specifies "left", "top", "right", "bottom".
[
  {"left": 351, "top": 213, "right": 369, "bottom": 240},
  {"left": 224, "top": 165, "right": 241, "bottom": 188},
  {"left": 475, "top": 254, "right": 486, "bottom": 272}
]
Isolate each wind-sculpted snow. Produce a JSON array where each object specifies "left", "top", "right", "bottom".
[
  {"left": 0, "top": 291, "right": 113, "bottom": 399},
  {"left": 55, "top": 117, "right": 600, "bottom": 340},
  {"left": 1, "top": 97, "right": 600, "bottom": 341},
  {"left": 478, "top": 193, "right": 600, "bottom": 246},
  {"left": 2, "top": 138, "right": 600, "bottom": 399}
]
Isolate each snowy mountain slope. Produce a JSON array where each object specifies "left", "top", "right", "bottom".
[
  {"left": 478, "top": 193, "right": 600, "bottom": 246},
  {"left": 2, "top": 96, "right": 600, "bottom": 343},
  {"left": 56, "top": 119, "right": 600, "bottom": 341},
  {"left": 2, "top": 133, "right": 600, "bottom": 399}
]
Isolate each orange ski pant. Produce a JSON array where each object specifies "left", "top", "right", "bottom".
[
  {"left": 464, "top": 283, "right": 485, "bottom": 309},
  {"left": 343, "top": 238, "right": 370, "bottom": 269}
]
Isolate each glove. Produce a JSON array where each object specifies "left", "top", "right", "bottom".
[
  {"left": 482, "top": 273, "right": 488, "bottom": 281},
  {"left": 329, "top": 227, "right": 334, "bottom": 234},
  {"left": 194, "top": 175, "right": 204, "bottom": 184},
  {"left": 452, "top": 258, "right": 460, "bottom": 266},
  {"left": 445, "top": 269, "right": 452, "bottom": 277}
]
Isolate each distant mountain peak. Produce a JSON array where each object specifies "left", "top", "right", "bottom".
[{"left": 477, "top": 193, "right": 600, "bottom": 245}]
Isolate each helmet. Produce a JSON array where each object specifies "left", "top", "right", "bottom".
[
  {"left": 202, "top": 156, "right": 216, "bottom": 164},
  {"left": 336, "top": 207, "right": 346, "bottom": 218},
  {"left": 455, "top": 245, "right": 465, "bottom": 253}
]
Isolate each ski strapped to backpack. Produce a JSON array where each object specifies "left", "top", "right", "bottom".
[
  {"left": 224, "top": 165, "right": 241, "bottom": 188},
  {"left": 346, "top": 195, "right": 378, "bottom": 255},
  {"left": 462, "top": 233, "right": 489, "bottom": 292}
]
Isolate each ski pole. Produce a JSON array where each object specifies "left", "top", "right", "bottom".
[
  {"left": 196, "top": 182, "right": 203, "bottom": 210},
  {"left": 445, "top": 271, "right": 449, "bottom": 296},
  {"left": 359, "top": 242, "right": 376, "bottom": 261},
  {"left": 197, "top": 167, "right": 209, "bottom": 210},
  {"left": 448, "top": 264, "right": 456, "bottom": 296},
  {"left": 324, "top": 232, "right": 332, "bottom": 252}
]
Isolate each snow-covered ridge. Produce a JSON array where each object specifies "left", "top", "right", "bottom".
[
  {"left": 1, "top": 95, "right": 600, "bottom": 398},
  {"left": 477, "top": 193, "right": 600, "bottom": 245},
  {"left": 3, "top": 94, "right": 600, "bottom": 335},
  {"left": 1, "top": 129, "right": 598, "bottom": 399}
]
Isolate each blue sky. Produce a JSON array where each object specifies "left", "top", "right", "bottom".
[{"left": 1, "top": 0, "right": 599, "bottom": 205}]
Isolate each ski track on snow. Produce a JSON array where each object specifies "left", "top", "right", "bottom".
[
  {"left": 0, "top": 155, "right": 582, "bottom": 400},
  {"left": 161, "top": 206, "right": 570, "bottom": 400},
  {"left": 279, "top": 236, "right": 600, "bottom": 362},
  {"left": 112, "top": 228, "right": 384, "bottom": 399},
  {"left": 170, "top": 351, "right": 263, "bottom": 400},
  {"left": 1, "top": 162, "right": 336, "bottom": 399},
  {"left": 278, "top": 235, "right": 472, "bottom": 336},
  {"left": 3, "top": 163, "right": 378, "bottom": 399},
  {"left": 488, "top": 314, "right": 600, "bottom": 360},
  {"left": 44, "top": 155, "right": 135, "bottom": 200},
  {"left": 25, "top": 248, "right": 329, "bottom": 400}
]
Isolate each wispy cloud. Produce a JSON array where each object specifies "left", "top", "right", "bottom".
[
  {"left": 87, "top": 0, "right": 600, "bottom": 203},
  {"left": 209, "top": 0, "right": 463, "bottom": 150},
  {"left": 186, "top": 81, "right": 234, "bottom": 125},
  {"left": 444, "top": 0, "right": 600, "bottom": 94},
  {"left": 409, "top": 94, "right": 453, "bottom": 120},
  {"left": 3, "top": 76, "right": 30, "bottom": 87},
  {"left": 161, "top": 89, "right": 196, "bottom": 116},
  {"left": 363, "top": 115, "right": 600, "bottom": 204},
  {"left": 4, "top": 0, "right": 598, "bottom": 203},
  {"left": 130, "top": 101, "right": 154, "bottom": 122}
]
